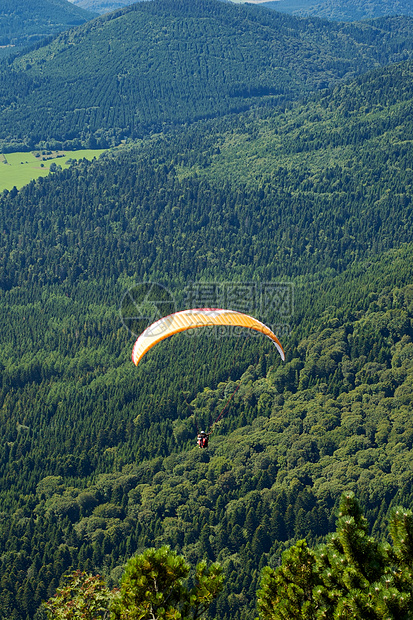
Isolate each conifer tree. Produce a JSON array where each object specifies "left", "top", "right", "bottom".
[
  {"left": 257, "top": 493, "right": 413, "bottom": 620},
  {"left": 257, "top": 540, "right": 319, "bottom": 620},
  {"left": 111, "top": 545, "right": 223, "bottom": 620},
  {"left": 44, "top": 547, "right": 223, "bottom": 620}
]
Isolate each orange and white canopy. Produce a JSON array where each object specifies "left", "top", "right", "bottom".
[{"left": 132, "top": 308, "right": 285, "bottom": 366}]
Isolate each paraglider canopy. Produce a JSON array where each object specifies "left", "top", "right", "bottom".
[{"left": 131, "top": 308, "right": 285, "bottom": 366}]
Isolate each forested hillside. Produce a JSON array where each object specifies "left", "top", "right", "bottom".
[
  {"left": 1, "top": 0, "right": 413, "bottom": 150},
  {"left": 168, "top": 58, "right": 413, "bottom": 191},
  {"left": 1, "top": 57, "right": 413, "bottom": 618},
  {"left": 262, "top": 0, "right": 413, "bottom": 21},
  {"left": 73, "top": 0, "right": 413, "bottom": 20},
  {"left": 0, "top": 0, "right": 96, "bottom": 57}
]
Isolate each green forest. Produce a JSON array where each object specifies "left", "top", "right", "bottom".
[
  {"left": 0, "top": 0, "right": 95, "bottom": 54},
  {"left": 1, "top": 0, "right": 413, "bottom": 618},
  {"left": 2, "top": 0, "right": 413, "bottom": 150},
  {"left": 264, "top": 0, "right": 413, "bottom": 21}
]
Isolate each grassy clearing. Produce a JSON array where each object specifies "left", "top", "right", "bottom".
[{"left": 0, "top": 149, "right": 107, "bottom": 191}]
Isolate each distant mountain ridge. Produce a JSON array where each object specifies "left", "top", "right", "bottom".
[
  {"left": 0, "top": 0, "right": 96, "bottom": 55},
  {"left": 2, "top": 0, "right": 413, "bottom": 150},
  {"left": 68, "top": 0, "right": 136, "bottom": 15},
  {"left": 73, "top": 0, "right": 413, "bottom": 19},
  {"left": 260, "top": 0, "right": 413, "bottom": 21}
]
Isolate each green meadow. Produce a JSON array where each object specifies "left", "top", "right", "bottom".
[{"left": 0, "top": 149, "right": 107, "bottom": 191}]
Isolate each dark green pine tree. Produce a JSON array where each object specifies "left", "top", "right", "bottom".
[
  {"left": 257, "top": 540, "right": 319, "bottom": 620},
  {"left": 315, "top": 491, "right": 387, "bottom": 618},
  {"left": 257, "top": 493, "right": 413, "bottom": 620}
]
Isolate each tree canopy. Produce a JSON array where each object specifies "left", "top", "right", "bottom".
[
  {"left": 2, "top": 0, "right": 413, "bottom": 149},
  {"left": 44, "top": 546, "right": 223, "bottom": 620},
  {"left": 1, "top": 25, "right": 413, "bottom": 620},
  {"left": 0, "top": 0, "right": 95, "bottom": 54},
  {"left": 258, "top": 492, "right": 413, "bottom": 619},
  {"left": 264, "top": 0, "right": 413, "bottom": 21}
]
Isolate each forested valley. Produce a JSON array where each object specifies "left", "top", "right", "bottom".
[
  {"left": 2, "top": 0, "right": 413, "bottom": 618},
  {"left": 2, "top": 0, "right": 413, "bottom": 150}
]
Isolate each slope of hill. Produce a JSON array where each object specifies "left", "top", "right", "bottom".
[
  {"left": 2, "top": 58, "right": 413, "bottom": 286},
  {"left": 169, "top": 59, "right": 413, "bottom": 188},
  {"left": 261, "top": 0, "right": 413, "bottom": 21},
  {"left": 1, "top": 58, "right": 413, "bottom": 618},
  {"left": 0, "top": 0, "right": 96, "bottom": 56},
  {"left": 1, "top": 0, "right": 413, "bottom": 150}
]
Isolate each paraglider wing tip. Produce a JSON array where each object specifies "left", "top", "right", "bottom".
[
  {"left": 276, "top": 346, "right": 285, "bottom": 362},
  {"left": 277, "top": 342, "right": 286, "bottom": 362},
  {"left": 265, "top": 333, "right": 285, "bottom": 361}
]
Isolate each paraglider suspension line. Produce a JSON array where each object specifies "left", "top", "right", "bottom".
[
  {"left": 208, "top": 335, "right": 251, "bottom": 434},
  {"left": 209, "top": 380, "right": 242, "bottom": 433}
]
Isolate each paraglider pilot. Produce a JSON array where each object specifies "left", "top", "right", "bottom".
[{"left": 197, "top": 431, "right": 210, "bottom": 449}]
